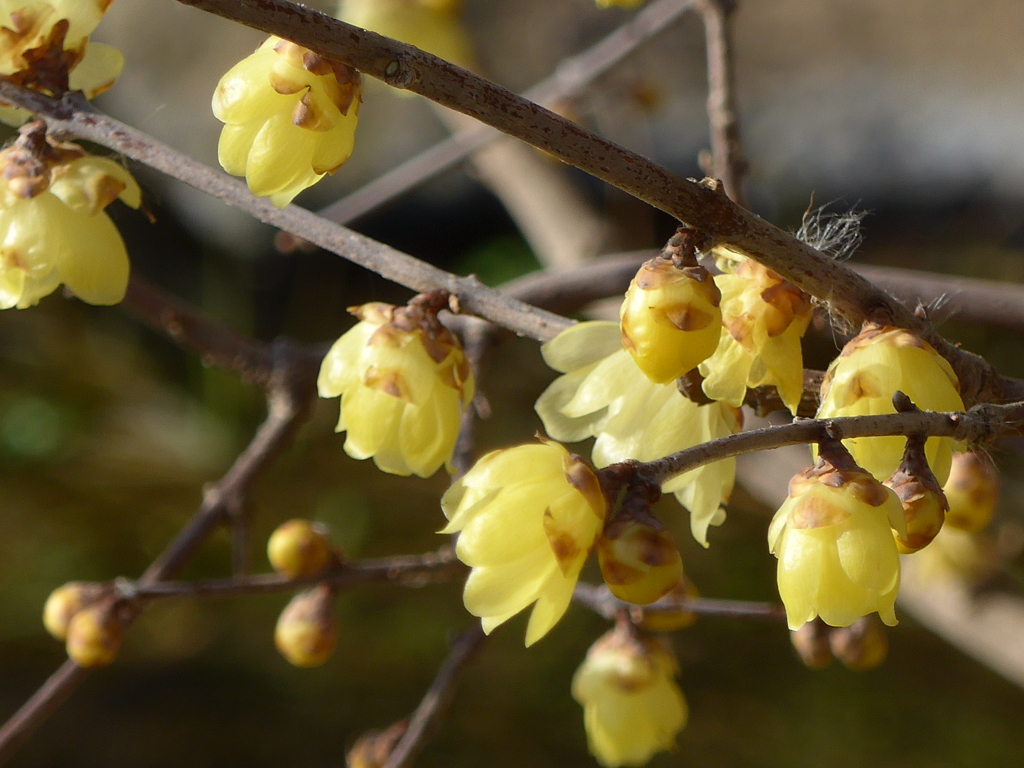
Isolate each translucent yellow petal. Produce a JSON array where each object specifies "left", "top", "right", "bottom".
[
  {"left": 524, "top": 574, "right": 576, "bottom": 646},
  {"left": 245, "top": 114, "right": 320, "bottom": 199},
  {"left": 69, "top": 42, "right": 123, "bottom": 98},
  {"left": 398, "top": 384, "right": 461, "bottom": 477},
  {"left": 541, "top": 321, "right": 622, "bottom": 374},
  {"left": 317, "top": 321, "right": 377, "bottom": 397},
  {"left": 310, "top": 105, "right": 358, "bottom": 175},
  {"left": 218, "top": 122, "right": 261, "bottom": 178},
  {"left": 535, "top": 362, "right": 606, "bottom": 442},
  {"left": 341, "top": 384, "right": 405, "bottom": 461},
  {"left": 562, "top": 350, "right": 641, "bottom": 419},
  {"left": 53, "top": 210, "right": 129, "bottom": 305},
  {"left": 212, "top": 47, "right": 281, "bottom": 123},
  {"left": 699, "top": 331, "right": 752, "bottom": 407}
]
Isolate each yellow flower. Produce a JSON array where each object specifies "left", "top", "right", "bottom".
[
  {"left": 440, "top": 440, "right": 606, "bottom": 646},
  {"left": 768, "top": 447, "right": 906, "bottom": 630},
  {"left": 619, "top": 256, "right": 722, "bottom": 384},
  {"left": 318, "top": 298, "right": 474, "bottom": 478},
  {"left": 212, "top": 37, "right": 361, "bottom": 208},
  {"left": 944, "top": 451, "right": 999, "bottom": 533},
  {"left": 699, "top": 252, "right": 812, "bottom": 415},
  {"left": 536, "top": 321, "right": 739, "bottom": 546},
  {"left": 0, "top": 131, "right": 141, "bottom": 309},
  {"left": 0, "top": 0, "right": 122, "bottom": 125},
  {"left": 816, "top": 324, "right": 964, "bottom": 485},
  {"left": 572, "top": 630, "right": 687, "bottom": 768},
  {"left": 337, "top": 0, "right": 475, "bottom": 70}
]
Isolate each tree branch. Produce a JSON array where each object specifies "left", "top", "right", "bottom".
[
  {"left": 381, "top": 625, "right": 486, "bottom": 768},
  {"left": 573, "top": 582, "right": 784, "bottom": 621},
  {"left": 695, "top": 0, "right": 747, "bottom": 206},
  {"left": 318, "top": 0, "right": 699, "bottom": 226},
  {"left": 637, "top": 401, "right": 1024, "bottom": 487}
]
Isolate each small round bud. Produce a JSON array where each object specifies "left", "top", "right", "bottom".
[
  {"left": 637, "top": 579, "right": 700, "bottom": 633},
  {"left": 619, "top": 257, "right": 722, "bottom": 384},
  {"left": 43, "top": 581, "right": 106, "bottom": 641},
  {"left": 790, "top": 618, "right": 833, "bottom": 670},
  {"left": 267, "top": 519, "right": 335, "bottom": 578},
  {"left": 598, "top": 520, "right": 683, "bottom": 606},
  {"left": 346, "top": 721, "right": 408, "bottom": 768},
  {"left": 944, "top": 451, "right": 999, "bottom": 534},
  {"left": 886, "top": 438, "right": 948, "bottom": 554},
  {"left": 275, "top": 585, "right": 338, "bottom": 668},
  {"left": 66, "top": 604, "right": 122, "bottom": 668},
  {"left": 829, "top": 615, "right": 888, "bottom": 671}
]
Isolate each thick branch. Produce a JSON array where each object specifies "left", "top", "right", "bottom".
[{"left": 320, "top": 0, "right": 699, "bottom": 225}]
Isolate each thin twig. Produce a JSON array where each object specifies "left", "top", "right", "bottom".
[
  {"left": 638, "top": 401, "right": 1024, "bottom": 487},
  {"left": 695, "top": 0, "right": 747, "bottom": 206},
  {"left": 319, "top": 0, "right": 698, "bottom": 225},
  {"left": 0, "top": 341, "right": 319, "bottom": 764},
  {"left": 573, "top": 582, "right": 785, "bottom": 621},
  {"left": 381, "top": 625, "right": 487, "bottom": 768},
  {"left": 0, "top": 84, "right": 569, "bottom": 344}
]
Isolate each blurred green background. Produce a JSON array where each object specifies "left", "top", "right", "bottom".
[{"left": 4, "top": 0, "right": 1024, "bottom": 766}]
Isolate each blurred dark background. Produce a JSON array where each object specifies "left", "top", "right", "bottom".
[{"left": 2, "top": 0, "right": 1024, "bottom": 766}]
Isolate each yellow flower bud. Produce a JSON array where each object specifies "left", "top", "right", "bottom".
[
  {"left": 829, "top": 615, "right": 888, "bottom": 671},
  {"left": 636, "top": 579, "right": 700, "bottom": 632},
  {"left": 886, "top": 474, "right": 947, "bottom": 554},
  {"left": 619, "top": 257, "right": 722, "bottom": 384},
  {"left": 598, "top": 520, "right": 683, "bottom": 606},
  {"left": 536, "top": 320, "right": 739, "bottom": 547},
  {"left": 815, "top": 325, "right": 964, "bottom": 485},
  {"left": 790, "top": 619, "right": 833, "bottom": 670},
  {"left": 318, "top": 296, "right": 474, "bottom": 478},
  {"left": 267, "top": 519, "right": 336, "bottom": 578},
  {"left": 0, "top": 130, "right": 140, "bottom": 309},
  {"left": 441, "top": 439, "right": 606, "bottom": 646},
  {"left": 768, "top": 445, "right": 905, "bottom": 630},
  {"left": 274, "top": 585, "right": 338, "bottom": 668},
  {"left": 572, "top": 630, "right": 687, "bottom": 768},
  {"left": 212, "top": 36, "right": 361, "bottom": 208},
  {"left": 699, "top": 254, "right": 813, "bottom": 415},
  {"left": 65, "top": 602, "right": 122, "bottom": 668},
  {"left": 337, "top": 0, "right": 475, "bottom": 70},
  {"left": 944, "top": 451, "right": 999, "bottom": 533},
  {"left": 42, "top": 581, "right": 105, "bottom": 640}
]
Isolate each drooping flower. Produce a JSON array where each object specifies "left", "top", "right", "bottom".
[
  {"left": 619, "top": 255, "right": 721, "bottom": 384},
  {"left": 318, "top": 294, "right": 474, "bottom": 478},
  {"left": 337, "top": 0, "right": 475, "bottom": 70},
  {"left": 572, "top": 629, "right": 687, "bottom": 768},
  {"left": 535, "top": 321, "right": 739, "bottom": 546},
  {"left": 699, "top": 249, "right": 813, "bottom": 415},
  {"left": 0, "top": 0, "right": 123, "bottom": 125},
  {"left": 943, "top": 450, "right": 999, "bottom": 533},
  {"left": 440, "top": 439, "right": 606, "bottom": 646},
  {"left": 768, "top": 441, "right": 906, "bottom": 630},
  {"left": 598, "top": 518, "right": 683, "bottom": 606},
  {"left": 815, "top": 324, "right": 964, "bottom": 485},
  {"left": 0, "top": 124, "right": 141, "bottom": 309},
  {"left": 212, "top": 36, "right": 361, "bottom": 208}
]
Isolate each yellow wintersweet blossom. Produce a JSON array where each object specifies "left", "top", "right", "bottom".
[
  {"left": 768, "top": 444, "right": 906, "bottom": 630},
  {"left": 440, "top": 440, "right": 606, "bottom": 646},
  {"left": 816, "top": 324, "right": 964, "bottom": 485},
  {"left": 0, "top": 0, "right": 123, "bottom": 125},
  {"left": 212, "top": 37, "right": 361, "bottom": 208},
  {"left": 619, "top": 256, "right": 722, "bottom": 384},
  {"left": 337, "top": 0, "right": 475, "bottom": 70},
  {"left": 572, "top": 629, "right": 687, "bottom": 768},
  {"left": 318, "top": 297, "right": 474, "bottom": 478},
  {"left": 699, "top": 250, "right": 812, "bottom": 415},
  {"left": 535, "top": 321, "right": 739, "bottom": 546},
  {"left": 0, "top": 129, "right": 141, "bottom": 309}
]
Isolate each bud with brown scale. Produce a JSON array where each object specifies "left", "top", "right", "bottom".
[
  {"left": 65, "top": 602, "right": 123, "bottom": 668},
  {"left": 274, "top": 585, "right": 339, "bottom": 668},
  {"left": 944, "top": 451, "right": 999, "bottom": 534},
  {"left": 829, "top": 615, "right": 888, "bottom": 671},
  {"left": 885, "top": 435, "right": 948, "bottom": 554},
  {"left": 346, "top": 720, "right": 409, "bottom": 768}
]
